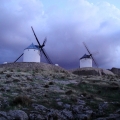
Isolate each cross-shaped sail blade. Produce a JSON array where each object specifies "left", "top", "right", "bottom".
[
  {"left": 31, "top": 26, "right": 41, "bottom": 48},
  {"left": 14, "top": 53, "right": 24, "bottom": 63},
  {"left": 41, "top": 48, "right": 53, "bottom": 64}
]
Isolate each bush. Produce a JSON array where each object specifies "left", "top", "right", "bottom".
[
  {"left": 65, "top": 90, "right": 73, "bottom": 95},
  {"left": 6, "top": 74, "right": 11, "bottom": 78},
  {"left": 12, "top": 95, "right": 32, "bottom": 106},
  {"left": 49, "top": 81, "right": 54, "bottom": 85},
  {"left": 44, "top": 84, "right": 49, "bottom": 88}
]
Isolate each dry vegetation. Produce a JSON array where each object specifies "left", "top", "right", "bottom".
[{"left": 0, "top": 63, "right": 120, "bottom": 119}]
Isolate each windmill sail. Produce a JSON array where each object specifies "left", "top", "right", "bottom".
[
  {"left": 83, "top": 42, "right": 98, "bottom": 67},
  {"left": 31, "top": 26, "right": 53, "bottom": 64},
  {"left": 14, "top": 53, "right": 24, "bottom": 63},
  {"left": 41, "top": 48, "right": 53, "bottom": 64},
  {"left": 31, "top": 26, "right": 42, "bottom": 48}
]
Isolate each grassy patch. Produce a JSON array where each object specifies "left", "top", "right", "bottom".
[
  {"left": 67, "top": 82, "right": 120, "bottom": 115},
  {"left": 68, "top": 82, "right": 120, "bottom": 102}
]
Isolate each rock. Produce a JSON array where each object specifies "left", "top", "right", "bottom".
[
  {"left": 95, "top": 114, "right": 120, "bottom": 120},
  {"left": 1, "top": 86, "right": 10, "bottom": 92},
  {"left": 108, "top": 113, "right": 120, "bottom": 120},
  {"left": 56, "top": 98, "right": 61, "bottom": 102},
  {"left": 47, "top": 109, "right": 59, "bottom": 120},
  {"left": 32, "top": 104, "right": 48, "bottom": 113},
  {"left": 0, "top": 111, "right": 7, "bottom": 120},
  {"left": 111, "top": 67, "right": 120, "bottom": 76},
  {"left": 61, "top": 109, "right": 73, "bottom": 119},
  {"left": 116, "top": 109, "right": 120, "bottom": 114},
  {"left": 63, "top": 104, "right": 71, "bottom": 110},
  {"left": 96, "top": 102, "right": 109, "bottom": 117},
  {"left": 57, "top": 102, "right": 63, "bottom": 106},
  {"left": 74, "top": 114, "right": 89, "bottom": 120},
  {"left": 72, "top": 105, "right": 84, "bottom": 114},
  {"left": 95, "top": 118, "right": 106, "bottom": 120},
  {"left": 1, "top": 99, "right": 10, "bottom": 109},
  {"left": 98, "top": 102, "right": 109, "bottom": 111},
  {"left": 12, "top": 77, "right": 20, "bottom": 82},
  {"left": 72, "top": 67, "right": 114, "bottom": 76},
  {"left": 7, "top": 110, "right": 28, "bottom": 120},
  {"left": 29, "top": 111, "right": 45, "bottom": 120},
  {"left": 77, "top": 99, "right": 86, "bottom": 105},
  {"left": 26, "top": 76, "right": 33, "bottom": 81}
]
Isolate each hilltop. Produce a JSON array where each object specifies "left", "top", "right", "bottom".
[{"left": 0, "top": 63, "right": 120, "bottom": 120}]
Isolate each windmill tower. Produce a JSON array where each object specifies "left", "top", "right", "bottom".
[
  {"left": 80, "top": 54, "right": 92, "bottom": 68},
  {"left": 14, "top": 26, "right": 53, "bottom": 64},
  {"left": 80, "top": 42, "right": 98, "bottom": 68},
  {"left": 23, "top": 43, "right": 40, "bottom": 62}
]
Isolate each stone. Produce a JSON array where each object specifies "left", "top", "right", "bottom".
[
  {"left": 72, "top": 105, "right": 84, "bottom": 114},
  {"left": 32, "top": 104, "right": 48, "bottom": 113},
  {"left": 29, "top": 112, "right": 45, "bottom": 120},
  {"left": 72, "top": 67, "right": 114, "bottom": 76},
  {"left": 98, "top": 102, "right": 109, "bottom": 111},
  {"left": 63, "top": 104, "right": 71, "bottom": 110},
  {"left": 61, "top": 109, "right": 73, "bottom": 119},
  {"left": 0, "top": 111, "right": 7, "bottom": 120},
  {"left": 108, "top": 114, "right": 120, "bottom": 120},
  {"left": 116, "top": 109, "right": 120, "bottom": 114},
  {"left": 57, "top": 102, "right": 63, "bottom": 106},
  {"left": 7, "top": 110, "right": 28, "bottom": 120},
  {"left": 111, "top": 67, "right": 120, "bottom": 76},
  {"left": 0, "top": 117, "right": 8, "bottom": 120},
  {"left": 77, "top": 99, "right": 86, "bottom": 105}
]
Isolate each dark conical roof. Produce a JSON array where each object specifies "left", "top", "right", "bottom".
[
  {"left": 25, "top": 43, "right": 39, "bottom": 50},
  {"left": 80, "top": 54, "right": 91, "bottom": 59}
]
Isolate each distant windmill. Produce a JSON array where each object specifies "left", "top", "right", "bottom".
[
  {"left": 79, "top": 42, "right": 98, "bottom": 68},
  {"left": 14, "top": 26, "right": 53, "bottom": 64}
]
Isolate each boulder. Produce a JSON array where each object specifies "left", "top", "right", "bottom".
[
  {"left": 72, "top": 67, "right": 114, "bottom": 76},
  {"left": 111, "top": 67, "right": 120, "bottom": 76},
  {"left": 7, "top": 110, "right": 28, "bottom": 120}
]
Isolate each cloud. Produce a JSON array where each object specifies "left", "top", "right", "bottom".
[
  {"left": 0, "top": 0, "right": 45, "bottom": 62},
  {"left": 0, "top": 0, "right": 120, "bottom": 69}
]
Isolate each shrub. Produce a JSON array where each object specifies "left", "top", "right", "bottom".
[
  {"left": 6, "top": 74, "right": 11, "bottom": 78},
  {"left": 10, "top": 70, "right": 14, "bottom": 72},
  {"left": 49, "top": 81, "right": 54, "bottom": 85},
  {"left": 65, "top": 90, "right": 73, "bottom": 95},
  {"left": 12, "top": 95, "right": 32, "bottom": 106},
  {"left": 44, "top": 84, "right": 49, "bottom": 88},
  {"left": 17, "top": 69, "right": 21, "bottom": 72}
]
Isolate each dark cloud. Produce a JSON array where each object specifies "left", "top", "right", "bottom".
[{"left": 0, "top": 0, "right": 120, "bottom": 69}]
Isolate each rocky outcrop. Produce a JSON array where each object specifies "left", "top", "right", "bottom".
[
  {"left": 0, "top": 101, "right": 120, "bottom": 120},
  {"left": 110, "top": 67, "right": 120, "bottom": 76},
  {"left": 72, "top": 67, "right": 115, "bottom": 76},
  {"left": 0, "top": 110, "right": 28, "bottom": 120}
]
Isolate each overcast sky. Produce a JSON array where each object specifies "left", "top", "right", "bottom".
[{"left": 0, "top": 0, "right": 120, "bottom": 69}]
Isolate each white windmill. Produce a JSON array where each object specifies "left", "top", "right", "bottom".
[
  {"left": 80, "top": 42, "right": 98, "bottom": 68},
  {"left": 14, "top": 27, "right": 53, "bottom": 64}
]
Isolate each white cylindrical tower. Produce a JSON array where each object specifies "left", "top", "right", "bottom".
[
  {"left": 23, "top": 43, "right": 40, "bottom": 62},
  {"left": 80, "top": 54, "right": 92, "bottom": 68}
]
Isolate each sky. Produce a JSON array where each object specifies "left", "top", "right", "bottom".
[{"left": 0, "top": 0, "right": 120, "bottom": 69}]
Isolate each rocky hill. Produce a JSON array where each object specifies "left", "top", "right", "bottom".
[
  {"left": 71, "top": 67, "right": 115, "bottom": 76},
  {"left": 110, "top": 67, "right": 120, "bottom": 76},
  {"left": 0, "top": 63, "right": 120, "bottom": 120}
]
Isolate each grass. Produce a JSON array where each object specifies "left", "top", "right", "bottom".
[
  {"left": 67, "top": 82, "right": 120, "bottom": 102},
  {"left": 67, "top": 82, "right": 120, "bottom": 115}
]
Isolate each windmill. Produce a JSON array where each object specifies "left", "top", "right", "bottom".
[
  {"left": 14, "top": 26, "right": 53, "bottom": 64},
  {"left": 79, "top": 42, "right": 98, "bottom": 68}
]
